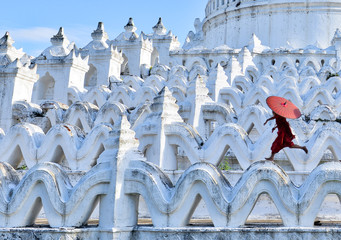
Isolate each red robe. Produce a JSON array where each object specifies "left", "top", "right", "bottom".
[{"left": 270, "top": 114, "right": 295, "bottom": 154}]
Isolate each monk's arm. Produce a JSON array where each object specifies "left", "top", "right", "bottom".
[{"left": 264, "top": 116, "right": 275, "bottom": 125}]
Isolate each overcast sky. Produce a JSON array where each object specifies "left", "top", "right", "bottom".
[{"left": 0, "top": 0, "right": 207, "bottom": 57}]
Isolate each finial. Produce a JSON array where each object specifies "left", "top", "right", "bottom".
[
  {"left": 91, "top": 22, "right": 108, "bottom": 40},
  {"left": 51, "top": 27, "right": 67, "bottom": 46},
  {"left": 124, "top": 18, "right": 137, "bottom": 32},
  {"left": 55, "top": 27, "right": 64, "bottom": 37},
  {"left": 97, "top": 22, "right": 104, "bottom": 31},
  {"left": 152, "top": 17, "right": 167, "bottom": 35},
  {"left": 0, "top": 31, "right": 14, "bottom": 48}
]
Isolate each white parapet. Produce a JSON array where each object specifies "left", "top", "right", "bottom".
[{"left": 125, "top": 160, "right": 341, "bottom": 228}]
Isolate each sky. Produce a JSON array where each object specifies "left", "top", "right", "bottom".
[{"left": 0, "top": 0, "right": 207, "bottom": 57}]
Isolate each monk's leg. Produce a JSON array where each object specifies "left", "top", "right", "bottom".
[
  {"left": 290, "top": 144, "right": 308, "bottom": 154},
  {"left": 265, "top": 152, "right": 275, "bottom": 161}
]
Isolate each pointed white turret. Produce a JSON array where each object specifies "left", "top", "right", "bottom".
[
  {"left": 98, "top": 114, "right": 143, "bottom": 232},
  {"left": 187, "top": 74, "right": 213, "bottom": 137},
  {"left": 239, "top": 47, "right": 255, "bottom": 73},
  {"left": 50, "top": 27, "right": 69, "bottom": 47},
  {"left": 81, "top": 22, "right": 123, "bottom": 88},
  {"left": 115, "top": 18, "right": 138, "bottom": 42},
  {"left": 0, "top": 32, "right": 25, "bottom": 61},
  {"left": 0, "top": 32, "right": 38, "bottom": 131},
  {"left": 33, "top": 28, "right": 89, "bottom": 104},
  {"left": 112, "top": 18, "right": 153, "bottom": 76},
  {"left": 124, "top": 17, "right": 137, "bottom": 34},
  {"left": 91, "top": 22, "right": 108, "bottom": 41},
  {"left": 136, "top": 87, "right": 183, "bottom": 170},
  {"left": 152, "top": 17, "right": 167, "bottom": 35},
  {"left": 227, "top": 55, "right": 242, "bottom": 85},
  {"left": 0, "top": 31, "right": 14, "bottom": 49},
  {"left": 207, "top": 63, "right": 229, "bottom": 102},
  {"left": 148, "top": 18, "right": 180, "bottom": 66},
  {"left": 247, "top": 33, "right": 270, "bottom": 53}
]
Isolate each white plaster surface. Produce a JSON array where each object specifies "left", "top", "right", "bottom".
[{"left": 0, "top": 0, "right": 341, "bottom": 239}]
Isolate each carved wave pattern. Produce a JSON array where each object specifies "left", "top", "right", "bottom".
[
  {"left": 125, "top": 160, "right": 341, "bottom": 227},
  {"left": 0, "top": 123, "right": 112, "bottom": 171},
  {"left": 0, "top": 161, "right": 111, "bottom": 227},
  {"left": 3, "top": 110, "right": 341, "bottom": 172},
  {"left": 138, "top": 119, "right": 341, "bottom": 171}
]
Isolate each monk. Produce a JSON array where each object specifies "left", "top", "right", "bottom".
[{"left": 264, "top": 112, "right": 308, "bottom": 161}]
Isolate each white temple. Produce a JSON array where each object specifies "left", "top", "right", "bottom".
[{"left": 0, "top": 0, "right": 341, "bottom": 239}]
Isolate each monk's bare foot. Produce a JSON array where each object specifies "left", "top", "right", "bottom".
[
  {"left": 265, "top": 157, "right": 274, "bottom": 161},
  {"left": 302, "top": 146, "right": 308, "bottom": 154}
]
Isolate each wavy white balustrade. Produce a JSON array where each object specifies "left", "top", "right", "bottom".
[
  {"left": 64, "top": 66, "right": 188, "bottom": 109},
  {"left": 82, "top": 85, "right": 111, "bottom": 108},
  {"left": 202, "top": 103, "right": 238, "bottom": 125},
  {"left": 144, "top": 75, "right": 166, "bottom": 91},
  {"left": 61, "top": 62, "right": 341, "bottom": 122},
  {"left": 133, "top": 86, "right": 159, "bottom": 105},
  {"left": 62, "top": 101, "right": 99, "bottom": 133},
  {"left": 219, "top": 82, "right": 341, "bottom": 116},
  {"left": 0, "top": 161, "right": 111, "bottom": 227},
  {"left": 125, "top": 83, "right": 341, "bottom": 171},
  {"left": 0, "top": 126, "right": 340, "bottom": 229},
  {"left": 277, "top": 87, "right": 303, "bottom": 107},
  {"left": 107, "top": 85, "right": 158, "bottom": 109},
  {"left": 169, "top": 65, "right": 188, "bottom": 79},
  {"left": 94, "top": 101, "right": 128, "bottom": 126},
  {"left": 4, "top": 110, "right": 341, "bottom": 173},
  {"left": 310, "top": 105, "right": 338, "bottom": 121},
  {"left": 162, "top": 122, "right": 269, "bottom": 168},
  {"left": 122, "top": 75, "right": 144, "bottom": 91},
  {"left": 299, "top": 124, "right": 341, "bottom": 169},
  {"left": 218, "top": 62, "right": 341, "bottom": 107},
  {"left": 43, "top": 96, "right": 300, "bottom": 139},
  {"left": 278, "top": 76, "right": 299, "bottom": 91},
  {"left": 150, "top": 64, "right": 170, "bottom": 80},
  {"left": 14, "top": 95, "right": 340, "bottom": 171},
  {"left": 0, "top": 123, "right": 112, "bottom": 170},
  {"left": 168, "top": 75, "right": 188, "bottom": 93},
  {"left": 237, "top": 105, "right": 269, "bottom": 131},
  {"left": 233, "top": 75, "right": 253, "bottom": 93},
  {"left": 65, "top": 69, "right": 188, "bottom": 110},
  {"left": 243, "top": 86, "right": 272, "bottom": 108},
  {"left": 139, "top": 117, "right": 341, "bottom": 171},
  {"left": 299, "top": 76, "right": 321, "bottom": 95},
  {"left": 125, "top": 160, "right": 341, "bottom": 228},
  {"left": 62, "top": 56, "right": 338, "bottom": 105},
  {"left": 233, "top": 65, "right": 330, "bottom": 93},
  {"left": 44, "top": 101, "right": 126, "bottom": 133},
  {"left": 11, "top": 59, "right": 341, "bottom": 173}
]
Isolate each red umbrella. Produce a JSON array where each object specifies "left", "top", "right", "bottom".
[{"left": 266, "top": 96, "right": 301, "bottom": 119}]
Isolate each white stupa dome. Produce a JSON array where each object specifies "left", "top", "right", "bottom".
[{"left": 202, "top": 0, "right": 341, "bottom": 49}]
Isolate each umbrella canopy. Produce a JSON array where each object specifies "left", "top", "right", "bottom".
[{"left": 266, "top": 96, "right": 301, "bottom": 119}]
